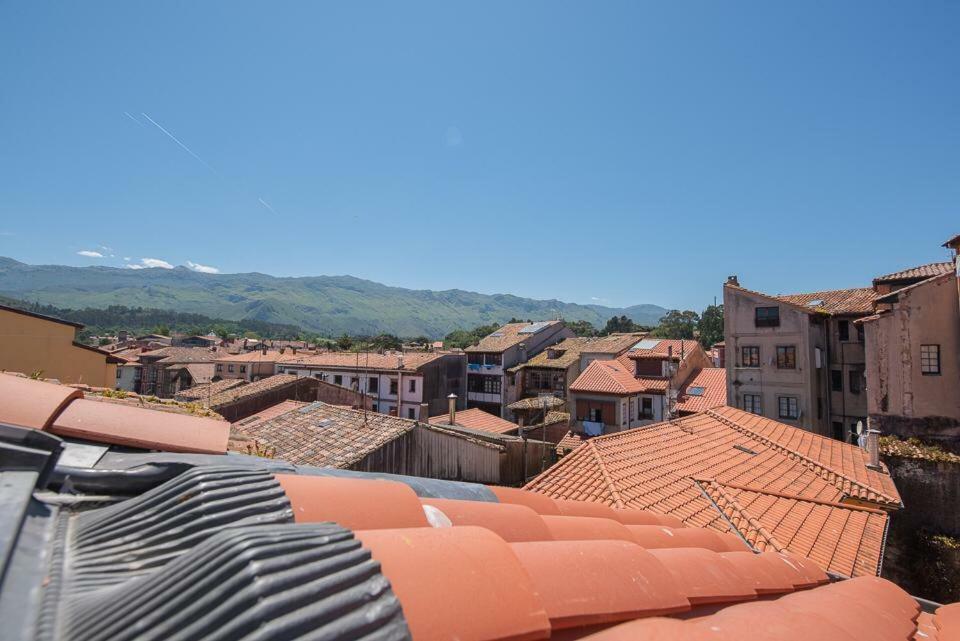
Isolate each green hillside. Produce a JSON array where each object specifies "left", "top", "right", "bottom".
[{"left": 0, "top": 257, "right": 667, "bottom": 338}]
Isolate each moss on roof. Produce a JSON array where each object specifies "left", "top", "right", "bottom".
[{"left": 880, "top": 435, "right": 960, "bottom": 464}]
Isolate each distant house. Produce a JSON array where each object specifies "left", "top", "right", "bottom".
[
  {"left": 277, "top": 351, "right": 465, "bottom": 421},
  {"left": 171, "top": 334, "right": 221, "bottom": 348},
  {"left": 567, "top": 339, "right": 723, "bottom": 436},
  {"left": 138, "top": 346, "right": 222, "bottom": 397},
  {"left": 177, "top": 373, "right": 326, "bottom": 422},
  {"left": 465, "top": 321, "right": 574, "bottom": 418},
  {"left": 428, "top": 406, "right": 520, "bottom": 436},
  {"left": 214, "top": 350, "right": 289, "bottom": 382},
  {"left": 0, "top": 303, "right": 122, "bottom": 387}
]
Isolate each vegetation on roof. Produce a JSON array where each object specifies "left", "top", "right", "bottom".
[{"left": 879, "top": 435, "right": 960, "bottom": 464}]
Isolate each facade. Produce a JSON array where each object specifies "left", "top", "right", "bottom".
[
  {"left": 723, "top": 280, "right": 875, "bottom": 440},
  {"left": 171, "top": 334, "right": 220, "bottom": 348},
  {"left": 137, "top": 346, "right": 222, "bottom": 397},
  {"left": 859, "top": 253, "right": 960, "bottom": 449},
  {"left": 0, "top": 304, "right": 120, "bottom": 387},
  {"left": 465, "top": 321, "right": 574, "bottom": 418},
  {"left": 214, "top": 350, "right": 287, "bottom": 382},
  {"left": 567, "top": 338, "right": 720, "bottom": 435},
  {"left": 114, "top": 361, "right": 142, "bottom": 392},
  {"left": 276, "top": 351, "right": 465, "bottom": 420}
]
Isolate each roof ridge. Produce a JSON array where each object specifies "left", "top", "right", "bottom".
[
  {"left": 695, "top": 479, "right": 785, "bottom": 553},
  {"left": 710, "top": 480, "right": 889, "bottom": 514},
  {"left": 587, "top": 441, "right": 626, "bottom": 509},
  {"left": 704, "top": 409, "right": 899, "bottom": 506}
]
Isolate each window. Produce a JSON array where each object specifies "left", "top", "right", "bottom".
[
  {"left": 630, "top": 398, "right": 636, "bottom": 421},
  {"left": 741, "top": 346, "right": 760, "bottom": 368},
  {"left": 351, "top": 377, "right": 359, "bottom": 389},
  {"left": 407, "top": 407, "right": 416, "bottom": 419},
  {"left": 778, "top": 396, "right": 799, "bottom": 419},
  {"left": 216, "top": 364, "right": 223, "bottom": 372},
  {"left": 856, "top": 323, "right": 865, "bottom": 343},
  {"left": 228, "top": 365, "right": 235, "bottom": 373},
  {"left": 921, "top": 344, "right": 941, "bottom": 375},
  {"left": 640, "top": 397, "right": 653, "bottom": 419},
  {"left": 622, "top": 401, "right": 627, "bottom": 426},
  {"left": 389, "top": 379, "right": 398, "bottom": 395},
  {"left": 372, "top": 403, "right": 378, "bottom": 412},
  {"left": 831, "top": 369, "right": 842, "bottom": 392},
  {"left": 313, "top": 373, "right": 323, "bottom": 380},
  {"left": 838, "top": 320, "right": 850, "bottom": 342},
  {"left": 484, "top": 353, "right": 502, "bottom": 366},
  {"left": 849, "top": 368, "right": 862, "bottom": 394},
  {"left": 240, "top": 365, "right": 247, "bottom": 374},
  {"left": 743, "top": 394, "right": 761, "bottom": 415},
  {"left": 776, "top": 346, "right": 796, "bottom": 369},
  {"left": 116, "top": 368, "right": 122, "bottom": 379},
  {"left": 409, "top": 379, "right": 416, "bottom": 393},
  {"left": 817, "top": 397, "right": 823, "bottom": 420},
  {"left": 368, "top": 377, "right": 379, "bottom": 392},
  {"left": 588, "top": 408, "right": 603, "bottom": 423},
  {"left": 468, "top": 375, "right": 502, "bottom": 394},
  {"left": 755, "top": 306, "right": 780, "bottom": 328},
  {"left": 832, "top": 421, "right": 844, "bottom": 441},
  {"left": 333, "top": 374, "right": 343, "bottom": 386},
  {"left": 468, "top": 353, "right": 484, "bottom": 365}
]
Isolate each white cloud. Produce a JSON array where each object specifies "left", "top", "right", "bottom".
[
  {"left": 444, "top": 126, "right": 463, "bottom": 147},
  {"left": 186, "top": 260, "right": 220, "bottom": 274},
  {"left": 123, "top": 257, "right": 131, "bottom": 261},
  {"left": 125, "top": 257, "right": 173, "bottom": 269},
  {"left": 77, "top": 250, "right": 104, "bottom": 258}
]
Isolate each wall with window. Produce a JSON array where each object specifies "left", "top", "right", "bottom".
[{"left": 863, "top": 274, "right": 960, "bottom": 441}]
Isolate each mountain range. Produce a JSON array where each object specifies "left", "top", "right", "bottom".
[{"left": 0, "top": 257, "right": 667, "bottom": 338}]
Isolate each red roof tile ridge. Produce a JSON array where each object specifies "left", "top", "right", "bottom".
[
  {"left": 695, "top": 479, "right": 785, "bottom": 554},
  {"left": 704, "top": 409, "right": 900, "bottom": 506},
  {"left": 712, "top": 480, "right": 890, "bottom": 515},
  {"left": 587, "top": 441, "right": 626, "bottom": 509}
]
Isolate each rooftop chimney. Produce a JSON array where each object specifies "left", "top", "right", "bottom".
[
  {"left": 420, "top": 402, "right": 430, "bottom": 422},
  {"left": 866, "top": 428, "right": 881, "bottom": 470},
  {"left": 447, "top": 393, "right": 458, "bottom": 426},
  {"left": 726, "top": 275, "right": 739, "bottom": 286}
]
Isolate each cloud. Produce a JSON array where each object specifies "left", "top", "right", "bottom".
[
  {"left": 186, "top": 260, "right": 220, "bottom": 274},
  {"left": 125, "top": 257, "right": 173, "bottom": 269},
  {"left": 77, "top": 250, "right": 104, "bottom": 258},
  {"left": 444, "top": 126, "right": 463, "bottom": 147},
  {"left": 0, "top": 231, "right": 14, "bottom": 237}
]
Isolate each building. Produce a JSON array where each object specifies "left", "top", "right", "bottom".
[
  {"left": 276, "top": 351, "right": 465, "bottom": 420},
  {"left": 525, "top": 405, "right": 902, "bottom": 578},
  {"left": 137, "top": 346, "right": 222, "bottom": 397},
  {"left": 175, "top": 373, "right": 329, "bottom": 422},
  {"left": 507, "top": 333, "right": 644, "bottom": 411},
  {"left": 428, "top": 405, "right": 520, "bottom": 436},
  {"left": 859, "top": 254, "right": 960, "bottom": 449},
  {"left": 112, "top": 354, "right": 142, "bottom": 392},
  {"left": 2, "top": 372, "right": 958, "bottom": 641},
  {"left": 214, "top": 350, "right": 290, "bottom": 382},
  {"left": 723, "top": 278, "right": 876, "bottom": 440},
  {"left": 465, "top": 321, "right": 574, "bottom": 418},
  {"left": 171, "top": 334, "right": 221, "bottom": 348},
  {"left": 0, "top": 303, "right": 121, "bottom": 387},
  {"left": 567, "top": 338, "right": 722, "bottom": 435}
]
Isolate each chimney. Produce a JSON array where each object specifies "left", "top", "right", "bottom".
[
  {"left": 866, "top": 429, "right": 881, "bottom": 470},
  {"left": 726, "top": 275, "right": 739, "bottom": 286},
  {"left": 398, "top": 354, "right": 405, "bottom": 369},
  {"left": 447, "top": 393, "right": 458, "bottom": 426},
  {"left": 420, "top": 402, "right": 430, "bottom": 422}
]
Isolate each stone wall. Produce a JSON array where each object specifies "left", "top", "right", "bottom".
[
  {"left": 872, "top": 413, "right": 960, "bottom": 454},
  {"left": 881, "top": 454, "right": 960, "bottom": 602}
]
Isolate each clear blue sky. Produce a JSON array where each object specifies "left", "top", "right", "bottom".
[{"left": 1, "top": 2, "right": 957, "bottom": 311}]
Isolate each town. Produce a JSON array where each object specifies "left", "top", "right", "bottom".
[{"left": 0, "top": 232, "right": 957, "bottom": 635}]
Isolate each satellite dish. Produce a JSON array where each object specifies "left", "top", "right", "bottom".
[{"left": 855, "top": 420, "right": 864, "bottom": 436}]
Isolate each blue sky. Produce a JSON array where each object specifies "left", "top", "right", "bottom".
[{"left": 1, "top": 2, "right": 957, "bottom": 311}]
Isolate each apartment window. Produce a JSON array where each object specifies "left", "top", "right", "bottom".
[
  {"left": 856, "top": 323, "right": 865, "bottom": 343},
  {"left": 228, "top": 365, "right": 235, "bottom": 373},
  {"left": 630, "top": 398, "right": 636, "bottom": 421},
  {"left": 849, "top": 368, "right": 862, "bottom": 394},
  {"left": 333, "top": 374, "right": 343, "bottom": 386},
  {"left": 817, "top": 397, "right": 823, "bottom": 420},
  {"left": 372, "top": 403, "right": 378, "bottom": 412},
  {"left": 484, "top": 353, "right": 502, "bottom": 366},
  {"left": 755, "top": 306, "right": 780, "bottom": 328},
  {"left": 215, "top": 364, "right": 223, "bottom": 372},
  {"left": 776, "top": 346, "right": 796, "bottom": 369},
  {"left": 741, "top": 346, "right": 760, "bottom": 368},
  {"left": 313, "top": 373, "right": 323, "bottom": 380},
  {"left": 240, "top": 365, "right": 247, "bottom": 374},
  {"left": 778, "top": 396, "right": 799, "bottom": 420},
  {"left": 468, "top": 375, "right": 502, "bottom": 394},
  {"left": 407, "top": 407, "right": 416, "bottom": 419},
  {"left": 742, "top": 394, "right": 761, "bottom": 415},
  {"left": 116, "top": 368, "right": 122, "bottom": 379},
  {"left": 468, "top": 353, "right": 484, "bottom": 365},
  {"left": 640, "top": 397, "right": 653, "bottom": 419},
  {"left": 409, "top": 379, "right": 416, "bottom": 393},
  {"left": 832, "top": 421, "right": 844, "bottom": 441},
  {"left": 588, "top": 408, "right": 603, "bottom": 423},
  {"left": 368, "top": 377, "right": 379, "bottom": 392},
  {"left": 389, "top": 379, "right": 398, "bottom": 395},
  {"left": 921, "top": 345, "right": 941, "bottom": 375},
  {"left": 351, "top": 377, "right": 359, "bottom": 389},
  {"left": 838, "top": 320, "right": 850, "bottom": 342},
  {"left": 831, "top": 369, "right": 843, "bottom": 392}
]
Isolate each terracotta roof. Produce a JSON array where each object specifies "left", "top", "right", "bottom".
[
  {"left": 142, "top": 346, "right": 221, "bottom": 364},
  {"left": 675, "top": 367, "right": 727, "bottom": 413},
  {"left": 199, "top": 373, "right": 303, "bottom": 409},
  {"left": 174, "top": 377, "right": 246, "bottom": 401},
  {"left": 167, "top": 362, "right": 216, "bottom": 385},
  {"left": 429, "top": 407, "right": 519, "bottom": 435},
  {"left": 510, "top": 334, "right": 645, "bottom": 372},
  {"left": 625, "top": 338, "right": 700, "bottom": 361},
  {"left": 524, "top": 406, "right": 901, "bottom": 576},
  {"left": 874, "top": 270, "right": 955, "bottom": 302},
  {"left": 774, "top": 287, "right": 876, "bottom": 315},
  {"left": 556, "top": 430, "right": 583, "bottom": 452},
  {"left": 232, "top": 401, "right": 415, "bottom": 467},
  {"left": 873, "top": 261, "right": 953, "bottom": 284},
  {"left": 507, "top": 395, "right": 566, "bottom": 411},
  {"left": 213, "top": 350, "right": 286, "bottom": 363},
  {"left": 569, "top": 358, "right": 647, "bottom": 395},
  {"left": 281, "top": 350, "right": 446, "bottom": 371},
  {"left": 231, "top": 399, "right": 309, "bottom": 428},
  {"left": 465, "top": 321, "right": 564, "bottom": 353}
]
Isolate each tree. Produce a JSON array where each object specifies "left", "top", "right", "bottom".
[
  {"left": 651, "top": 310, "right": 699, "bottom": 340},
  {"left": 151, "top": 324, "right": 170, "bottom": 337},
  {"left": 443, "top": 323, "right": 500, "bottom": 349},
  {"left": 336, "top": 334, "right": 354, "bottom": 350},
  {"left": 566, "top": 320, "right": 598, "bottom": 337},
  {"left": 602, "top": 315, "right": 640, "bottom": 335},
  {"left": 370, "top": 333, "right": 402, "bottom": 351},
  {"left": 697, "top": 304, "right": 724, "bottom": 348}
]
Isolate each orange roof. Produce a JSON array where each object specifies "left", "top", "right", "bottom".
[
  {"left": 873, "top": 261, "right": 953, "bottom": 284},
  {"left": 429, "top": 407, "right": 519, "bottom": 434},
  {"left": 675, "top": 367, "right": 727, "bottom": 413},
  {"left": 556, "top": 430, "right": 583, "bottom": 452},
  {"left": 624, "top": 338, "right": 700, "bottom": 361},
  {"left": 214, "top": 350, "right": 286, "bottom": 363},
  {"left": 569, "top": 358, "right": 648, "bottom": 395},
  {"left": 465, "top": 321, "right": 564, "bottom": 353},
  {"left": 231, "top": 399, "right": 309, "bottom": 428},
  {"left": 524, "top": 406, "right": 901, "bottom": 576},
  {"left": 282, "top": 351, "right": 447, "bottom": 371},
  {"left": 774, "top": 287, "right": 876, "bottom": 315}
]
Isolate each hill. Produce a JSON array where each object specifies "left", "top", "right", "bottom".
[{"left": 0, "top": 257, "right": 667, "bottom": 338}]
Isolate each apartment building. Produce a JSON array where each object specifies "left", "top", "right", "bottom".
[
  {"left": 276, "top": 351, "right": 465, "bottom": 420},
  {"left": 138, "top": 346, "right": 221, "bottom": 397},
  {"left": 567, "top": 338, "right": 722, "bottom": 436},
  {"left": 723, "top": 278, "right": 875, "bottom": 440},
  {"left": 214, "top": 350, "right": 293, "bottom": 382},
  {"left": 859, "top": 246, "right": 959, "bottom": 449},
  {"left": 464, "top": 321, "right": 574, "bottom": 418}
]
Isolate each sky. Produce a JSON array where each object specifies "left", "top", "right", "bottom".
[{"left": 0, "top": 2, "right": 957, "bottom": 311}]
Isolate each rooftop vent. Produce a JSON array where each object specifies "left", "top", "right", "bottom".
[
  {"left": 733, "top": 444, "right": 758, "bottom": 455},
  {"left": 298, "top": 401, "right": 323, "bottom": 413}
]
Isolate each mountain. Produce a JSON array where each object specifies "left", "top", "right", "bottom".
[{"left": 0, "top": 257, "right": 668, "bottom": 337}]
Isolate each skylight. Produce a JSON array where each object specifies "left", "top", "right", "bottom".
[
  {"left": 519, "top": 321, "right": 551, "bottom": 334},
  {"left": 634, "top": 338, "right": 661, "bottom": 350},
  {"left": 807, "top": 299, "right": 824, "bottom": 307},
  {"left": 687, "top": 386, "right": 706, "bottom": 396}
]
